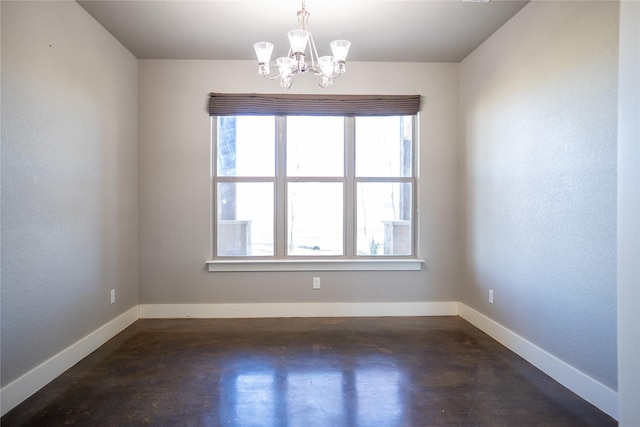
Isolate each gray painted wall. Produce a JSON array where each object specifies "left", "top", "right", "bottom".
[
  {"left": 1, "top": 1, "right": 139, "bottom": 386},
  {"left": 617, "top": 1, "right": 640, "bottom": 424},
  {"left": 138, "top": 60, "right": 460, "bottom": 304},
  {"left": 459, "top": 1, "right": 619, "bottom": 389}
]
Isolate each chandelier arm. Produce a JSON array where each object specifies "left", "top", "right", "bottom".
[
  {"left": 312, "top": 65, "right": 341, "bottom": 79},
  {"left": 262, "top": 72, "right": 287, "bottom": 81},
  {"left": 313, "top": 72, "right": 331, "bottom": 89},
  {"left": 261, "top": 66, "right": 302, "bottom": 80}
]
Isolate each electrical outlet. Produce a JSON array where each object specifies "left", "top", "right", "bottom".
[
  {"left": 110, "top": 289, "right": 116, "bottom": 304},
  {"left": 489, "top": 289, "right": 494, "bottom": 304},
  {"left": 313, "top": 277, "right": 321, "bottom": 290}
]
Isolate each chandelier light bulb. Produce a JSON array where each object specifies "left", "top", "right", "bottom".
[
  {"left": 253, "top": 42, "right": 274, "bottom": 75},
  {"left": 288, "top": 30, "right": 310, "bottom": 54},
  {"left": 318, "top": 56, "right": 335, "bottom": 76},
  {"left": 277, "top": 57, "right": 295, "bottom": 76},
  {"left": 330, "top": 40, "right": 351, "bottom": 62},
  {"left": 254, "top": 42, "right": 274, "bottom": 63}
]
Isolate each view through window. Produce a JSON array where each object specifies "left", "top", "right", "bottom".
[{"left": 214, "top": 115, "right": 416, "bottom": 258}]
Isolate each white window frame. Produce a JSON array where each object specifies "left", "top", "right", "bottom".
[{"left": 207, "top": 114, "right": 423, "bottom": 272}]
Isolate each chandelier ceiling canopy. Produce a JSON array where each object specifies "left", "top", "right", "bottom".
[{"left": 253, "top": 1, "right": 351, "bottom": 89}]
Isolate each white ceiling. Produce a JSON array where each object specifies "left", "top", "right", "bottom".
[{"left": 77, "top": 0, "right": 529, "bottom": 63}]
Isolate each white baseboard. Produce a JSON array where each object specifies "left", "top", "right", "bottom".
[
  {"left": 1, "top": 302, "right": 618, "bottom": 421},
  {"left": 139, "top": 301, "right": 459, "bottom": 319},
  {"left": 458, "top": 303, "right": 618, "bottom": 420},
  {"left": 0, "top": 306, "right": 139, "bottom": 417}
]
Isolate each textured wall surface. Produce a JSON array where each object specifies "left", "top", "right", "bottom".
[
  {"left": 138, "top": 60, "right": 460, "bottom": 304},
  {"left": 617, "top": 1, "right": 640, "bottom": 424},
  {"left": 459, "top": 1, "right": 619, "bottom": 388},
  {"left": 1, "top": 1, "right": 139, "bottom": 386}
]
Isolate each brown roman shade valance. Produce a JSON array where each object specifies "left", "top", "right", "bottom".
[{"left": 208, "top": 93, "right": 422, "bottom": 116}]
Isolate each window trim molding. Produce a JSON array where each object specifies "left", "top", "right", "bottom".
[
  {"left": 210, "top": 95, "right": 421, "bottom": 264},
  {"left": 205, "top": 258, "right": 425, "bottom": 272}
]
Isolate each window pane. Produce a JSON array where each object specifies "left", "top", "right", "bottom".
[
  {"left": 217, "top": 182, "right": 273, "bottom": 256},
  {"left": 287, "top": 117, "right": 344, "bottom": 177},
  {"left": 288, "top": 183, "right": 343, "bottom": 256},
  {"left": 217, "top": 116, "right": 274, "bottom": 177},
  {"left": 356, "top": 116, "right": 412, "bottom": 177},
  {"left": 357, "top": 182, "right": 413, "bottom": 256}
]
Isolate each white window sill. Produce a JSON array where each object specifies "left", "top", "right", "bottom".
[{"left": 206, "top": 258, "right": 425, "bottom": 272}]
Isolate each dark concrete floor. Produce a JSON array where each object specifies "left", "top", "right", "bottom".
[{"left": 2, "top": 316, "right": 616, "bottom": 426}]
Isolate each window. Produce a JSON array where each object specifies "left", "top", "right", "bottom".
[
  {"left": 214, "top": 114, "right": 416, "bottom": 259},
  {"left": 208, "top": 93, "right": 421, "bottom": 268}
]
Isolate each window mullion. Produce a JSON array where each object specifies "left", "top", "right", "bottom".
[
  {"left": 345, "top": 117, "right": 356, "bottom": 257},
  {"left": 210, "top": 117, "right": 217, "bottom": 258},
  {"left": 411, "top": 115, "right": 418, "bottom": 258},
  {"left": 275, "top": 116, "right": 287, "bottom": 258}
]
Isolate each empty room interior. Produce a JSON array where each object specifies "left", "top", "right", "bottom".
[{"left": 1, "top": 0, "right": 639, "bottom": 425}]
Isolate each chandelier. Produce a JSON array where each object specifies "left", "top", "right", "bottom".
[{"left": 253, "top": 1, "right": 351, "bottom": 89}]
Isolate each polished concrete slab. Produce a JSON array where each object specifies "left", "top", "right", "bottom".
[{"left": 2, "top": 317, "right": 616, "bottom": 426}]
